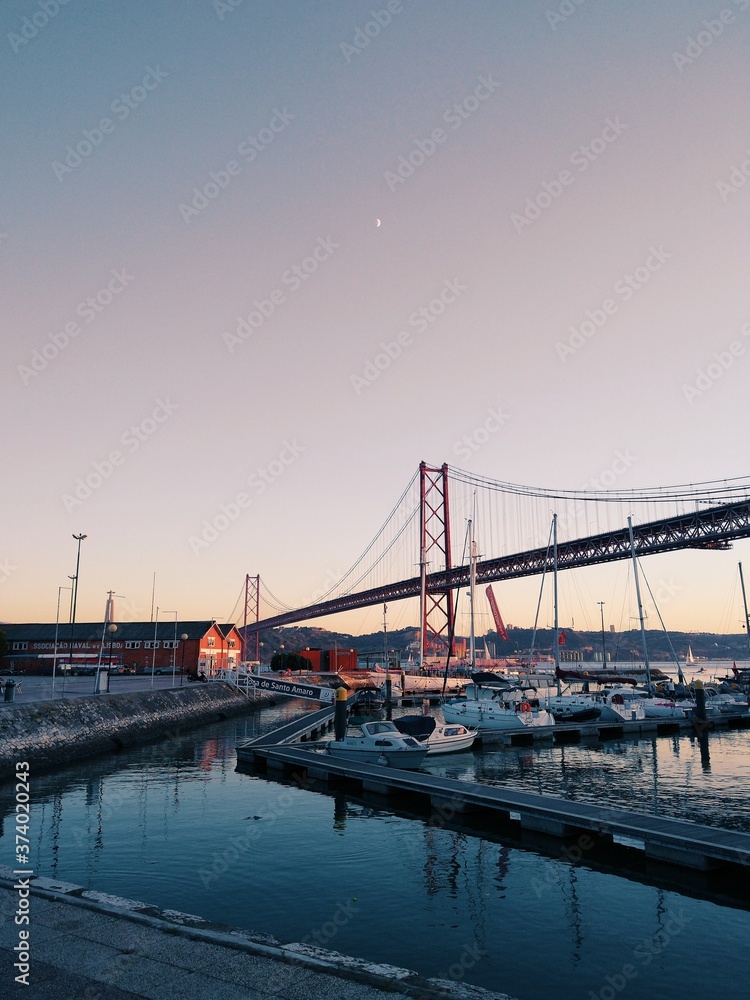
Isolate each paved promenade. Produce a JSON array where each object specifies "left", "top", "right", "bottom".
[
  {"left": 0, "top": 871, "right": 514, "bottom": 999},
  {"left": 0, "top": 673, "right": 193, "bottom": 707}
]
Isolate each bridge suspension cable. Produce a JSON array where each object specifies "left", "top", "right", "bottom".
[
  {"left": 244, "top": 462, "right": 750, "bottom": 633},
  {"left": 446, "top": 466, "right": 750, "bottom": 504},
  {"left": 304, "top": 469, "right": 421, "bottom": 604}
]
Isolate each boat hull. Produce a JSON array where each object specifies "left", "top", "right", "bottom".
[
  {"left": 442, "top": 702, "right": 555, "bottom": 731},
  {"left": 424, "top": 726, "right": 477, "bottom": 754},
  {"left": 325, "top": 745, "right": 428, "bottom": 768}
]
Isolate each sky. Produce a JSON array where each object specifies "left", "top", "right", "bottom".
[{"left": 3, "top": 0, "right": 750, "bottom": 639}]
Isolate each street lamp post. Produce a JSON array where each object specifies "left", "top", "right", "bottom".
[
  {"left": 99, "top": 623, "right": 117, "bottom": 694},
  {"left": 108, "top": 623, "right": 117, "bottom": 667},
  {"left": 66, "top": 533, "right": 87, "bottom": 698},
  {"left": 180, "top": 633, "right": 188, "bottom": 686},
  {"left": 53, "top": 585, "right": 72, "bottom": 695}
]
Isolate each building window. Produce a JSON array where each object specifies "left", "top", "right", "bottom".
[
  {"left": 144, "top": 641, "right": 160, "bottom": 650},
  {"left": 12, "top": 642, "right": 28, "bottom": 651},
  {"left": 125, "top": 641, "right": 141, "bottom": 649},
  {"left": 207, "top": 637, "right": 215, "bottom": 647},
  {"left": 162, "top": 640, "right": 178, "bottom": 649},
  {"left": 228, "top": 639, "right": 236, "bottom": 648}
]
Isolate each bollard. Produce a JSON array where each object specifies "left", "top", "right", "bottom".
[
  {"left": 334, "top": 686, "right": 348, "bottom": 740},
  {"left": 385, "top": 673, "right": 392, "bottom": 704},
  {"left": 693, "top": 680, "right": 706, "bottom": 722},
  {"left": 4, "top": 680, "right": 16, "bottom": 702}
]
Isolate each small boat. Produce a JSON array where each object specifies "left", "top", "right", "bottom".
[
  {"left": 393, "top": 715, "right": 478, "bottom": 754},
  {"left": 349, "top": 687, "right": 385, "bottom": 721},
  {"left": 325, "top": 721, "right": 429, "bottom": 769}
]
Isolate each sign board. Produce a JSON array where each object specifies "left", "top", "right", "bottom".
[{"left": 246, "top": 674, "right": 337, "bottom": 704}]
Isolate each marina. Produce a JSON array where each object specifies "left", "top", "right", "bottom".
[
  {"left": 3, "top": 691, "right": 750, "bottom": 999},
  {"left": 7, "top": 4, "right": 750, "bottom": 997},
  {"left": 236, "top": 696, "right": 750, "bottom": 874}
]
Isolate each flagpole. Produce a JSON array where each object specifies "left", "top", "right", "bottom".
[{"left": 553, "top": 513, "right": 561, "bottom": 696}]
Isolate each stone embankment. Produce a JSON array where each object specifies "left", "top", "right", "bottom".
[{"left": 0, "top": 683, "right": 261, "bottom": 782}]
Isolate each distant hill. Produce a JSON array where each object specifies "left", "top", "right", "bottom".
[{"left": 243, "top": 623, "right": 750, "bottom": 663}]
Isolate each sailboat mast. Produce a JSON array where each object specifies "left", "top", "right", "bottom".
[
  {"left": 383, "top": 603, "right": 388, "bottom": 672},
  {"left": 469, "top": 517, "right": 476, "bottom": 670},
  {"left": 553, "top": 513, "right": 561, "bottom": 696},
  {"left": 739, "top": 563, "right": 750, "bottom": 658},
  {"left": 419, "top": 545, "right": 426, "bottom": 671},
  {"left": 627, "top": 516, "right": 652, "bottom": 689}
]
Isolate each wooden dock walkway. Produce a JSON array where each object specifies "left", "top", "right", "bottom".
[{"left": 236, "top": 740, "right": 750, "bottom": 874}]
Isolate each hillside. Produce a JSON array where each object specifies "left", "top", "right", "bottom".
[{"left": 248, "top": 623, "right": 750, "bottom": 663}]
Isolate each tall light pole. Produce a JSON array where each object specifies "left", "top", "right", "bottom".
[
  {"left": 66, "top": 533, "right": 87, "bottom": 698},
  {"left": 53, "top": 585, "right": 72, "bottom": 695}
]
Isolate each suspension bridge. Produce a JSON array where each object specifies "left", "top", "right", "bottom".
[{"left": 237, "top": 462, "right": 750, "bottom": 659}]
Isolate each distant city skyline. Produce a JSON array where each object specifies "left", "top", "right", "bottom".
[{"left": 3, "top": 1, "right": 749, "bottom": 635}]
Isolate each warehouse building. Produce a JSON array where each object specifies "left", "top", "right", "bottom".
[{"left": 1, "top": 621, "right": 243, "bottom": 676}]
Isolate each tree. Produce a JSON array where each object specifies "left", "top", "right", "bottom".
[
  {"left": 0, "top": 629, "right": 7, "bottom": 664},
  {"left": 271, "top": 651, "right": 313, "bottom": 672}
]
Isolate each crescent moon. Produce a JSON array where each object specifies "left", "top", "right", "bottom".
[{"left": 376, "top": 218, "right": 381, "bottom": 228}]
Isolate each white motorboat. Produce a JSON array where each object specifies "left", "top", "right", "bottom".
[
  {"left": 443, "top": 681, "right": 556, "bottom": 731},
  {"left": 630, "top": 687, "right": 691, "bottom": 720},
  {"left": 702, "top": 686, "right": 749, "bottom": 716},
  {"left": 325, "top": 721, "right": 429, "bottom": 768},
  {"left": 393, "top": 715, "right": 478, "bottom": 754}
]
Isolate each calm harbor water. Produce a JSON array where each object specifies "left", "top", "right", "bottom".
[{"left": 4, "top": 699, "right": 750, "bottom": 999}]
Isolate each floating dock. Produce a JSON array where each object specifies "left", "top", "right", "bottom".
[
  {"left": 236, "top": 705, "right": 750, "bottom": 876},
  {"left": 238, "top": 742, "right": 750, "bottom": 874}
]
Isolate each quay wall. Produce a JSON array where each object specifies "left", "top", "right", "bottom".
[{"left": 0, "top": 683, "right": 264, "bottom": 782}]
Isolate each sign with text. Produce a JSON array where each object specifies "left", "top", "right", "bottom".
[{"left": 247, "top": 674, "right": 336, "bottom": 704}]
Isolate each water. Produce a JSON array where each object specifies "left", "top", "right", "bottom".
[
  {"left": 424, "top": 727, "right": 750, "bottom": 833},
  {"left": 4, "top": 700, "right": 750, "bottom": 999}
]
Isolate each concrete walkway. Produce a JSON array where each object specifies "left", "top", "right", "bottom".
[
  {"left": 0, "top": 673, "right": 201, "bottom": 707},
  {"left": 0, "top": 871, "right": 514, "bottom": 999}
]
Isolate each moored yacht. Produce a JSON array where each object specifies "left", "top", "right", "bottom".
[{"left": 443, "top": 680, "right": 555, "bottom": 731}]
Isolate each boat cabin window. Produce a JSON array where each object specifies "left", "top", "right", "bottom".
[{"left": 369, "top": 723, "right": 395, "bottom": 734}]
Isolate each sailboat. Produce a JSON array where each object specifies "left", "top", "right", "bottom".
[
  {"left": 543, "top": 516, "right": 647, "bottom": 722},
  {"left": 442, "top": 516, "right": 555, "bottom": 732},
  {"left": 685, "top": 646, "right": 695, "bottom": 667}
]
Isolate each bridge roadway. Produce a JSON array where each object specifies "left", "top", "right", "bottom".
[
  {"left": 236, "top": 713, "right": 750, "bottom": 875},
  {"left": 245, "top": 498, "right": 750, "bottom": 631}
]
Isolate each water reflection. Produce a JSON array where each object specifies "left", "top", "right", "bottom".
[{"left": 1, "top": 706, "right": 750, "bottom": 999}]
